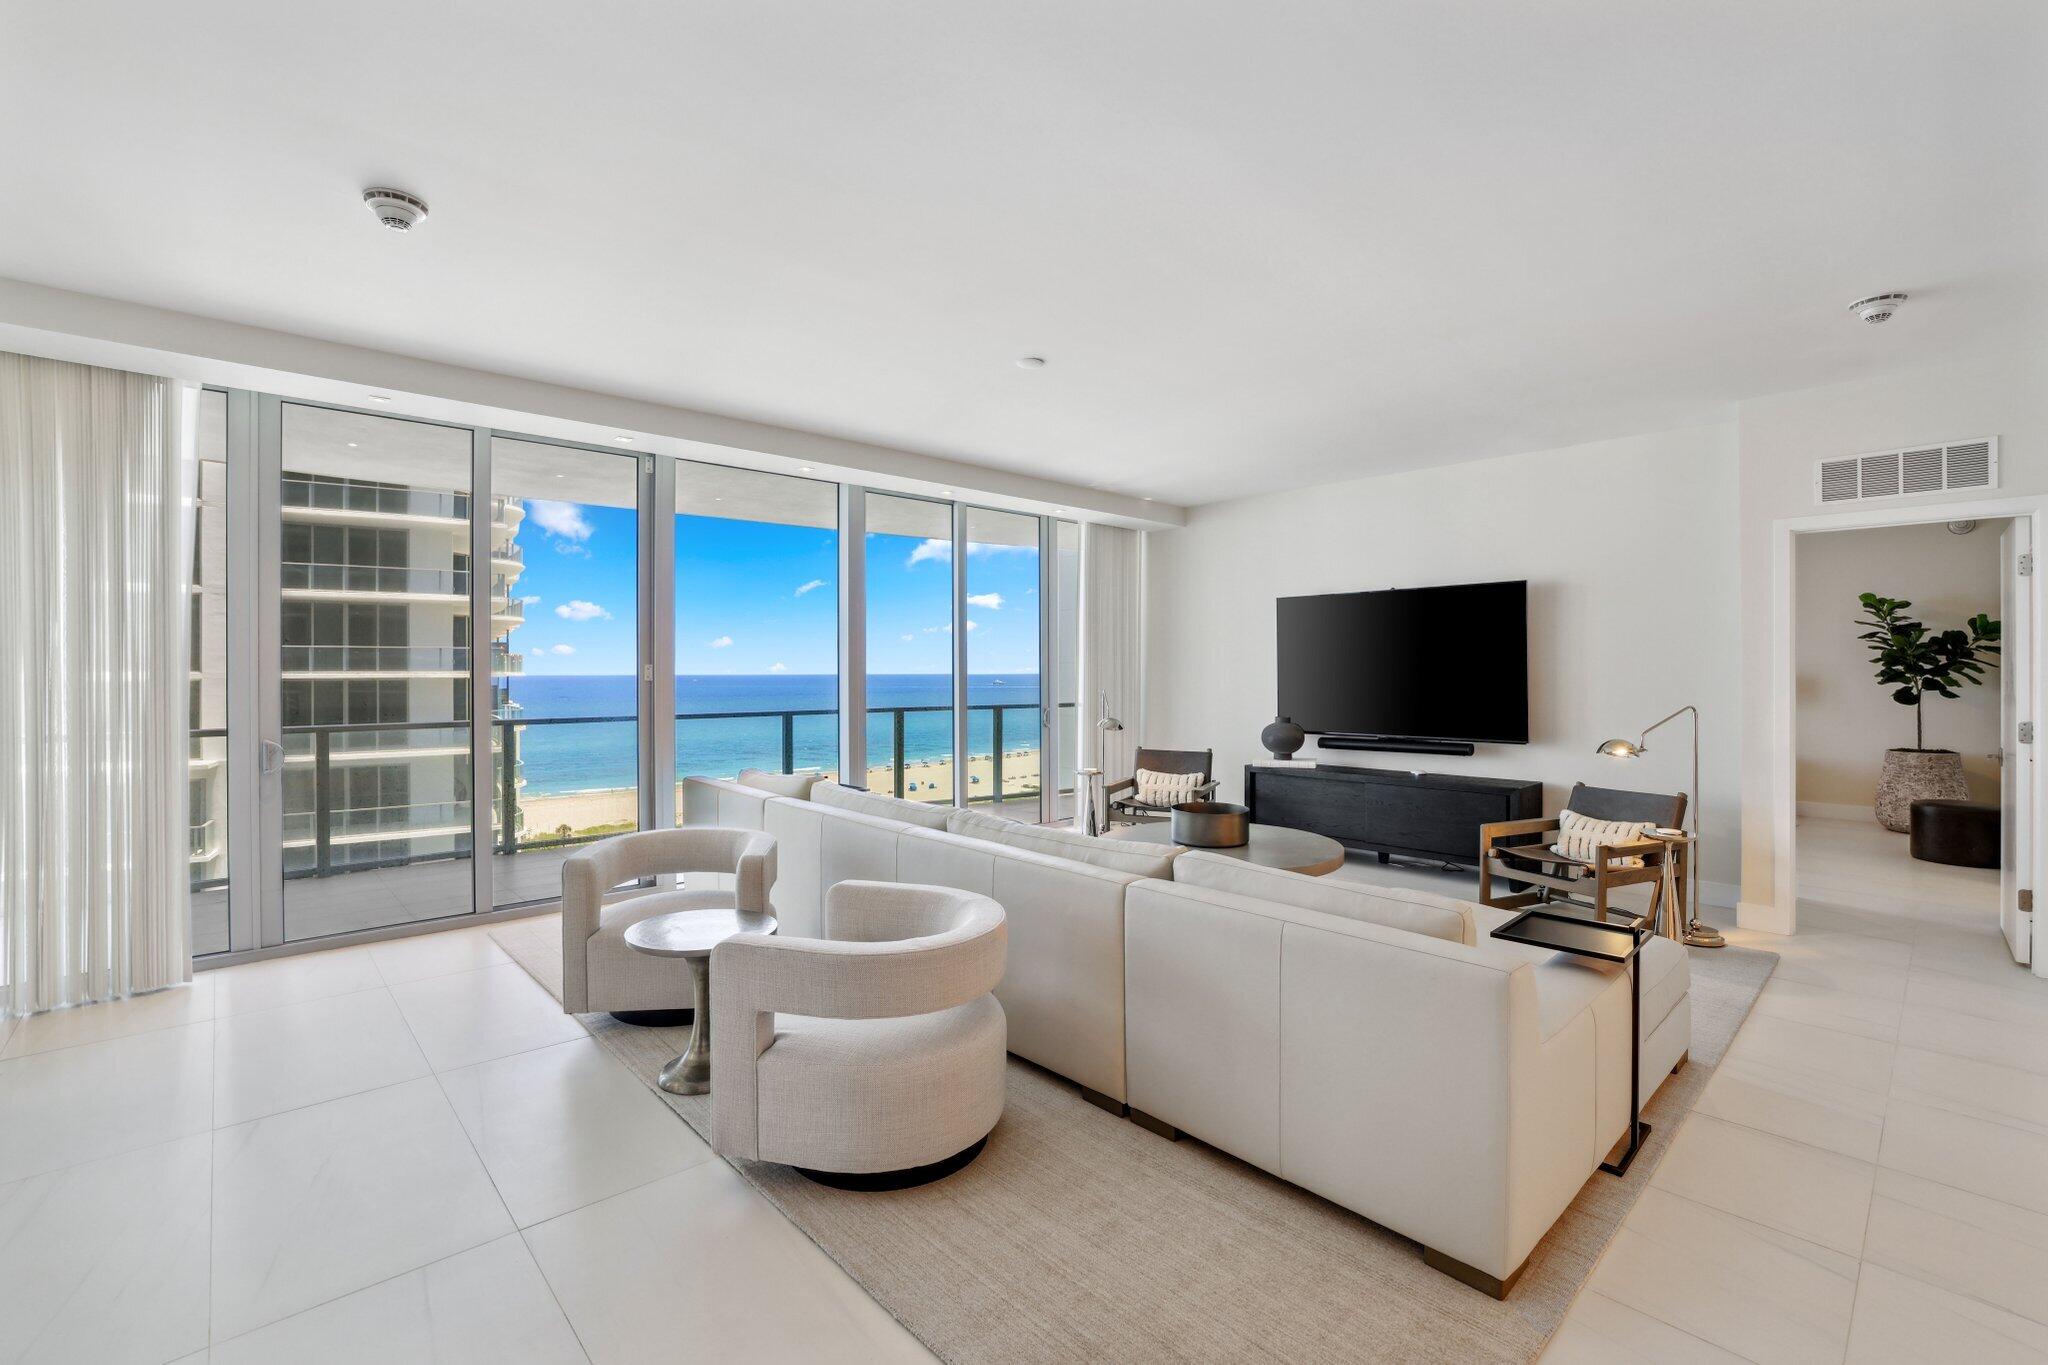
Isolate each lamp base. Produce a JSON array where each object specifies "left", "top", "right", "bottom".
[{"left": 1683, "top": 921, "right": 1726, "bottom": 949}]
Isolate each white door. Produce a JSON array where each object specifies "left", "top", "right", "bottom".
[{"left": 2000, "top": 520, "right": 2033, "bottom": 965}]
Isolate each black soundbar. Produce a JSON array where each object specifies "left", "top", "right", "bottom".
[{"left": 1316, "top": 733, "right": 1476, "bottom": 757}]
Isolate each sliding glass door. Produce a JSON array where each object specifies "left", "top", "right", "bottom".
[
  {"left": 965, "top": 506, "right": 1043, "bottom": 819},
  {"left": 674, "top": 464, "right": 840, "bottom": 796},
  {"left": 488, "top": 438, "right": 642, "bottom": 908},
  {"left": 862, "top": 494, "right": 956, "bottom": 802},
  {"left": 276, "top": 403, "right": 479, "bottom": 941}
]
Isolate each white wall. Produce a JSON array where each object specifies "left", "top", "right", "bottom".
[
  {"left": 1736, "top": 348, "right": 2048, "bottom": 924},
  {"left": 1144, "top": 424, "right": 1742, "bottom": 891},
  {"left": 1796, "top": 521, "right": 2006, "bottom": 810}
]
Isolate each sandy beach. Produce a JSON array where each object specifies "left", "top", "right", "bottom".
[{"left": 519, "top": 749, "right": 1045, "bottom": 837}]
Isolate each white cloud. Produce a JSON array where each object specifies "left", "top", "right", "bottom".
[
  {"left": 968, "top": 619, "right": 979, "bottom": 631},
  {"left": 525, "top": 499, "right": 593, "bottom": 542},
  {"left": 543, "top": 644, "right": 575, "bottom": 656},
  {"left": 794, "top": 579, "right": 827, "bottom": 597},
  {"left": 966, "top": 592, "right": 1004, "bottom": 610},
  {"left": 922, "top": 621, "right": 979, "bottom": 634},
  {"left": 554, "top": 599, "right": 610, "bottom": 621},
  {"left": 518, "top": 594, "right": 542, "bottom": 606},
  {"left": 907, "top": 539, "right": 1035, "bottom": 568},
  {"left": 899, "top": 634, "right": 915, "bottom": 643},
  {"left": 769, "top": 662, "right": 788, "bottom": 673},
  {"left": 708, "top": 635, "right": 734, "bottom": 649}
]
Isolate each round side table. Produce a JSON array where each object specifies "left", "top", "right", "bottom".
[{"left": 623, "top": 907, "right": 777, "bottom": 1094}]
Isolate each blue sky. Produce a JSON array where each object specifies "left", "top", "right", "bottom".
[{"left": 505, "top": 501, "right": 1041, "bottom": 676}]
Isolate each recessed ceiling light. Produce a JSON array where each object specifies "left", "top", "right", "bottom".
[
  {"left": 940, "top": 489, "right": 952, "bottom": 496},
  {"left": 1016, "top": 356, "right": 1046, "bottom": 369},
  {"left": 553, "top": 473, "right": 565, "bottom": 479},
  {"left": 367, "top": 395, "right": 392, "bottom": 404},
  {"left": 611, "top": 436, "right": 634, "bottom": 445},
  {"left": 798, "top": 466, "right": 813, "bottom": 474},
  {"left": 346, "top": 442, "right": 358, "bottom": 448}
]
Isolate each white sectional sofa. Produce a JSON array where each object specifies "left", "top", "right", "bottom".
[
  {"left": 680, "top": 773, "right": 1690, "bottom": 1296},
  {"left": 683, "top": 774, "right": 1178, "bottom": 1103}
]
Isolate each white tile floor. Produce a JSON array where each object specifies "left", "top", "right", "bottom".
[
  {"left": 1544, "top": 817, "right": 2048, "bottom": 1364},
  {"left": 6, "top": 816, "right": 2046, "bottom": 1362},
  {"left": 0, "top": 920, "right": 930, "bottom": 1363}
]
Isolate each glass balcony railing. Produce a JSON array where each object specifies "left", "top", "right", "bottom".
[
  {"left": 282, "top": 644, "right": 470, "bottom": 673},
  {"left": 271, "top": 702, "right": 1076, "bottom": 882},
  {"left": 283, "top": 561, "right": 468, "bottom": 596},
  {"left": 281, "top": 479, "right": 519, "bottom": 527}
]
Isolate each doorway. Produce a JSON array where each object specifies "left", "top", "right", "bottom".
[{"left": 1773, "top": 498, "right": 2042, "bottom": 978}]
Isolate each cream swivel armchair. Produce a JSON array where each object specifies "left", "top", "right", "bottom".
[
  {"left": 560, "top": 827, "right": 776, "bottom": 1023},
  {"left": 710, "top": 881, "right": 1007, "bottom": 1188}
]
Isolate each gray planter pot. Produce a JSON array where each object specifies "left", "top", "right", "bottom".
[{"left": 1875, "top": 749, "right": 1969, "bottom": 832}]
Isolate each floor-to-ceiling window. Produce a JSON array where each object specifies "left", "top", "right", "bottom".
[
  {"left": 674, "top": 464, "right": 840, "bottom": 795},
  {"left": 195, "top": 385, "right": 1082, "bottom": 959},
  {"left": 278, "top": 403, "right": 476, "bottom": 941},
  {"left": 188, "top": 389, "right": 231, "bottom": 954},
  {"left": 489, "top": 437, "right": 641, "bottom": 907},
  {"left": 965, "top": 506, "right": 1042, "bottom": 818},
  {"left": 862, "top": 494, "right": 957, "bottom": 801}
]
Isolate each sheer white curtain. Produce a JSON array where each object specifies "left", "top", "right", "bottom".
[
  {"left": 1078, "top": 522, "right": 1143, "bottom": 809},
  {"left": 1, "top": 353, "right": 192, "bottom": 1016}
]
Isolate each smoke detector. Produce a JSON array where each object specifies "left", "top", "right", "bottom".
[
  {"left": 362, "top": 187, "right": 429, "bottom": 233},
  {"left": 1848, "top": 292, "right": 1908, "bottom": 325}
]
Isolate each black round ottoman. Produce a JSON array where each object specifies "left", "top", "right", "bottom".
[{"left": 1909, "top": 799, "right": 2000, "bottom": 868}]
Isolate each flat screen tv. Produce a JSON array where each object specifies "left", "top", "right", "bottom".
[{"left": 1276, "top": 580, "right": 1528, "bottom": 745}]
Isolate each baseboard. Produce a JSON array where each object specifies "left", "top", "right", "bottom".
[
  {"left": 1797, "top": 802, "right": 1875, "bottom": 823},
  {"left": 1737, "top": 899, "right": 1794, "bottom": 935}
]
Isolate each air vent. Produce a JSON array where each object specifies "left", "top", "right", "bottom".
[{"left": 1815, "top": 437, "right": 1999, "bottom": 505}]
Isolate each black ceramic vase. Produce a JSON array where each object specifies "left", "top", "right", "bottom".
[{"left": 1259, "top": 715, "right": 1305, "bottom": 761}]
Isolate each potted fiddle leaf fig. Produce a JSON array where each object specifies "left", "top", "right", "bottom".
[{"left": 1857, "top": 592, "right": 2000, "bottom": 832}]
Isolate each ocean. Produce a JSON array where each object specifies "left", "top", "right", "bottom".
[{"left": 502, "top": 673, "right": 1047, "bottom": 795}]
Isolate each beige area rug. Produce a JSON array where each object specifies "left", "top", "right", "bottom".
[{"left": 495, "top": 916, "right": 1775, "bottom": 1363}]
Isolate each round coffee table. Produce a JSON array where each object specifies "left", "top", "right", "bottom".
[
  {"left": 1113, "top": 821, "right": 1346, "bottom": 876},
  {"left": 623, "top": 907, "right": 777, "bottom": 1094}
]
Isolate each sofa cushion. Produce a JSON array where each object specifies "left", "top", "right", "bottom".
[
  {"left": 945, "top": 806, "right": 1183, "bottom": 879},
  {"left": 1172, "top": 852, "right": 1474, "bottom": 945},
  {"left": 812, "top": 781, "right": 952, "bottom": 829},
  {"left": 737, "top": 768, "right": 824, "bottom": 800}
]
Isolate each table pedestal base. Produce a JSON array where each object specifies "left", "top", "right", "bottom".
[{"left": 656, "top": 955, "right": 713, "bottom": 1095}]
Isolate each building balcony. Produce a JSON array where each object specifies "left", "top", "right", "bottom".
[
  {"left": 281, "top": 479, "right": 523, "bottom": 530},
  {"left": 283, "top": 561, "right": 467, "bottom": 600},
  {"left": 282, "top": 644, "right": 471, "bottom": 677}
]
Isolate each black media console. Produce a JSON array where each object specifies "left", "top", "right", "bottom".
[{"left": 1243, "top": 764, "right": 1542, "bottom": 868}]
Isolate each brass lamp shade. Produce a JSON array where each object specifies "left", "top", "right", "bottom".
[{"left": 1595, "top": 738, "right": 1644, "bottom": 758}]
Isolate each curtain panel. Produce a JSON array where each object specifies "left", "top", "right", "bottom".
[
  {"left": 1078, "top": 522, "right": 1143, "bottom": 788},
  {"left": 1, "top": 353, "right": 191, "bottom": 1016}
]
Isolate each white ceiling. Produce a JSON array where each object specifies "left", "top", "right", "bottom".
[{"left": 4, "top": 1, "right": 2044, "bottom": 506}]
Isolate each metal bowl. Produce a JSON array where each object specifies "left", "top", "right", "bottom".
[{"left": 1170, "top": 801, "right": 1251, "bottom": 848}]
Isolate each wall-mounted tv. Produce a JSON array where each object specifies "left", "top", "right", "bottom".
[{"left": 1276, "top": 580, "right": 1528, "bottom": 745}]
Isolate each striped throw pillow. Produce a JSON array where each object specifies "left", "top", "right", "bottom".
[
  {"left": 1554, "top": 809, "right": 1654, "bottom": 868},
  {"left": 1134, "top": 768, "right": 1204, "bottom": 806}
]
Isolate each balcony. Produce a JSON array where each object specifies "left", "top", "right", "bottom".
[
  {"left": 281, "top": 479, "right": 522, "bottom": 529},
  {"left": 283, "top": 561, "right": 467, "bottom": 598},
  {"left": 282, "top": 644, "right": 470, "bottom": 676}
]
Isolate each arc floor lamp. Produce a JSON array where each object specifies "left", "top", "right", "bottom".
[{"left": 1597, "top": 705, "right": 1726, "bottom": 948}]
